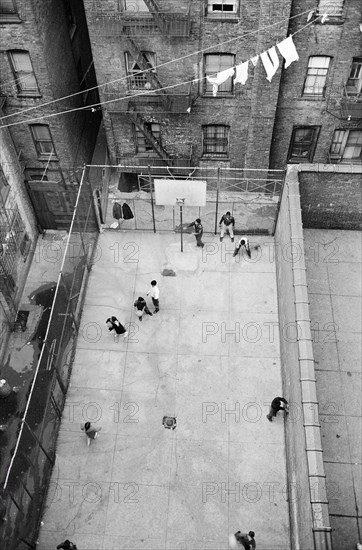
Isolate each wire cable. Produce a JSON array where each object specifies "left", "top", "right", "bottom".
[{"left": 0, "top": 7, "right": 313, "bottom": 124}]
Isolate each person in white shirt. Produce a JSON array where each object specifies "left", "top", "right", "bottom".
[
  {"left": 146, "top": 280, "right": 160, "bottom": 313},
  {"left": 233, "top": 237, "right": 251, "bottom": 258}
]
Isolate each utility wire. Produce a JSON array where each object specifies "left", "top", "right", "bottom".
[{"left": 0, "top": 7, "right": 313, "bottom": 125}]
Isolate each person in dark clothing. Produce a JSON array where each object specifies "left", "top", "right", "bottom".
[
  {"left": 219, "top": 211, "right": 235, "bottom": 242},
  {"left": 57, "top": 540, "right": 77, "bottom": 550},
  {"left": 234, "top": 530, "right": 256, "bottom": 549},
  {"left": 134, "top": 296, "right": 153, "bottom": 322},
  {"left": 106, "top": 316, "right": 128, "bottom": 342},
  {"left": 233, "top": 237, "right": 251, "bottom": 259},
  {"left": 188, "top": 218, "right": 204, "bottom": 247},
  {"left": 81, "top": 421, "right": 102, "bottom": 446},
  {"left": 267, "top": 397, "right": 289, "bottom": 422}
]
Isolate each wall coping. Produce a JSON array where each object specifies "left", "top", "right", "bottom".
[
  {"left": 296, "top": 163, "right": 362, "bottom": 174},
  {"left": 282, "top": 166, "right": 333, "bottom": 550}
]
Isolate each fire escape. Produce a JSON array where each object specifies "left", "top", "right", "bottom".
[{"left": 91, "top": 0, "right": 192, "bottom": 168}]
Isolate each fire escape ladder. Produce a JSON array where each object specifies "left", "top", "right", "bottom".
[
  {"left": 141, "top": 0, "right": 169, "bottom": 34},
  {"left": 127, "top": 102, "right": 173, "bottom": 164},
  {"left": 125, "top": 37, "right": 172, "bottom": 111}
]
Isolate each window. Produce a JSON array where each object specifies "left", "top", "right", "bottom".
[
  {"left": 0, "top": 163, "right": 10, "bottom": 204},
  {"left": 202, "top": 125, "right": 230, "bottom": 157},
  {"left": 330, "top": 130, "right": 362, "bottom": 161},
  {"left": 302, "top": 56, "right": 331, "bottom": 97},
  {"left": 204, "top": 54, "right": 235, "bottom": 95},
  {"left": 30, "top": 125, "right": 57, "bottom": 159},
  {"left": 8, "top": 50, "right": 39, "bottom": 95},
  {"left": 135, "top": 123, "right": 160, "bottom": 156},
  {"left": 125, "top": 51, "right": 156, "bottom": 90},
  {"left": 346, "top": 58, "right": 362, "bottom": 96},
  {"left": 121, "top": 0, "right": 149, "bottom": 11},
  {"left": 0, "top": 0, "right": 20, "bottom": 22},
  {"left": 207, "top": 0, "right": 238, "bottom": 17},
  {"left": 288, "top": 126, "right": 320, "bottom": 162},
  {"left": 317, "top": 0, "right": 344, "bottom": 17}
]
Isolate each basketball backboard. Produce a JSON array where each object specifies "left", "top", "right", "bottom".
[{"left": 154, "top": 179, "right": 207, "bottom": 207}]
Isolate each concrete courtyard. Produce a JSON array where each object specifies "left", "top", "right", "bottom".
[{"left": 37, "top": 231, "right": 291, "bottom": 550}]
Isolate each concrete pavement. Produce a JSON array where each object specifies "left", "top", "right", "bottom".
[{"left": 38, "top": 231, "right": 290, "bottom": 550}]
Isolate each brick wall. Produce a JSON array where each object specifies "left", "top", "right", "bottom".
[
  {"left": 0, "top": 0, "right": 100, "bottom": 179},
  {"left": 85, "top": 0, "right": 292, "bottom": 168},
  {"left": 298, "top": 168, "right": 362, "bottom": 230},
  {"left": 270, "top": 0, "right": 362, "bottom": 169}
]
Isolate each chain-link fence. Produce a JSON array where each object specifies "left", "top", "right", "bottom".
[
  {"left": 0, "top": 169, "right": 99, "bottom": 550},
  {"left": 101, "top": 165, "right": 285, "bottom": 236}
]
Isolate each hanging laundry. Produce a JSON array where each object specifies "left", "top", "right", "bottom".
[
  {"left": 112, "top": 201, "right": 123, "bottom": 220},
  {"left": 277, "top": 36, "right": 299, "bottom": 69},
  {"left": 206, "top": 67, "right": 235, "bottom": 97},
  {"left": 234, "top": 61, "right": 249, "bottom": 85},
  {"left": 122, "top": 202, "right": 134, "bottom": 220},
  {"left": 250, "top": 55, "right": 259, "bottom": 67},
  {"left": 260, "top": 47, "right": 279, "bottom": 82}
]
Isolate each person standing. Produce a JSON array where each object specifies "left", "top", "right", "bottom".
[
  {"left": 188, "top": 218, "right": 204, "bottom": 248},
  {"left": 267, "top": 397, "right": 289, "bottom": 422},
  {"left": 234, "top": 530, "right": 256, "bottom": 549},
  {"left": 106, "top": 316, "right": 128, "bottom": 342},
  {"left": 134, "top": 296, "right": 153, "bottom": 322},
  {"left": 233, "top": 237, "right": 251, "bottom": 259},
  {"left": 57, "top": 541, "right": 77, "bottom": 550},
  {"left": 146, "top": 280, "right": 160, "bottom": 313},
  {"left": 81, "top": 422, "right": 102, "bottom": 446},
  {"left": 219, "top": 211, "right": 235, "bottom": 242}
]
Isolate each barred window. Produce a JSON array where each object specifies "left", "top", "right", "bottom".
[
  {"left": 202, "top": 125, "right": 230, "bottom": 157},
  {"left": 125, "top": 51, "right": 156, "bottom": 90}
]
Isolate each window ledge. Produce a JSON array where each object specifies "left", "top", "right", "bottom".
[
  {"left": 0, "top": 15, "right": 21, "bottom": 23},
  {"left": 38, "top": 155, "right": 58, "bottom": 162},
  {"left": 17, "top": 93, "right": 42, "bottom": 99},
  {"left": 205, "top": 16, "right": 239, "bottom": 23},
  {"left": 203, "top": 93, "right": 235, "bottom": 98},
  {"left": 201, "top": 155, "right": 230, "bottom": 160},
  {"left": 301, "top": 96, "right": 326, "bottom": 101}
]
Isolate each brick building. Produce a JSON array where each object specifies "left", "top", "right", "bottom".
[
  {"left": 0, "top": 0, "right": 101, "bottom": 229},
  {"left": 270, "top": 0, "right": 362, "bottom": 168},
  {"left": 83, "top": 0, "right": 361, "bottom": 195},
  {"left": 83, "top": 0, "right": 294, "bottom": 191},
  {"left": 0, "top": 100, "right": 37, "bottom": 359}
]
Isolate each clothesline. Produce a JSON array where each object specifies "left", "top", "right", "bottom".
[{"left": 206, "top": 12, "right": 328, "bottom": 96}]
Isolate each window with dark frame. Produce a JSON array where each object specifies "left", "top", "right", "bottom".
[
  {"left": 30, "top": 125, "right": 57, "bottom": 160},
  {"left": 202, "top": 125, "right": 230, "bottom": 157},
  {"left": 346, "top": 58, "right": 362, "bottom": 96},
  {"left": 330, "top": 129, "right": 362, "bottom": 161},
  {"left": 206, "top": 0, "right": 239, "bottom": 17},
  {"left": 125, "top": 51, "right": 156, "bottom": 90},
  {"left": 288, "top": 126, "right": 320, "bottom": 162},
  {"left": 8, "top": 50, "right": 40, "bottom": 95},
  {"left": 302, "top": 56, "right": 331, "bottom": 97},
  {"left": 204, "top": 54, "right": 235, "bottom": 95}
]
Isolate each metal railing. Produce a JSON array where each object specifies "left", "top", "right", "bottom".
[{"left": 88, "top": 9, "right": 191, "bottom": 37}]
